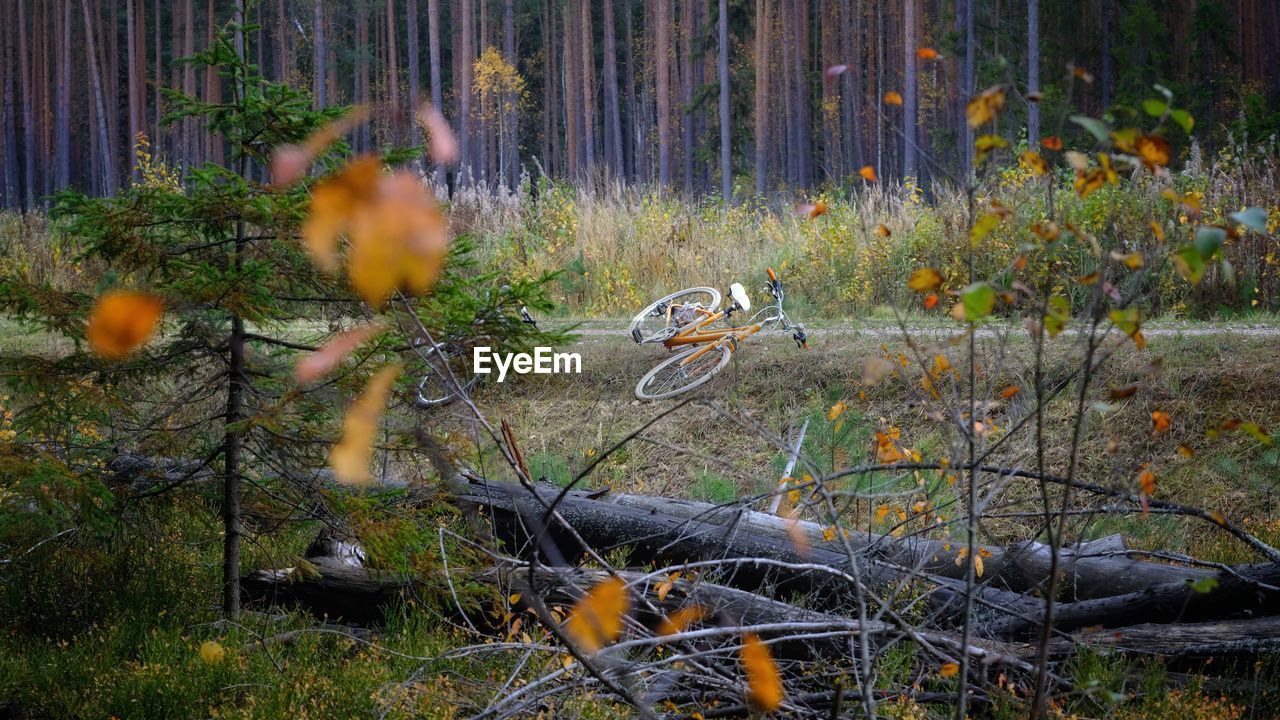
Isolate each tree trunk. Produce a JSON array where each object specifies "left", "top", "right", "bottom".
[
  {"left": 2, "top": 7, "right": 20, "bottom": 207},
  {"left": 428, "top": 0, "right": 444, "bottom": 185},
  {"left": 459, "top": 0, "right": 474, "bottom": 183},
  {"left": 356, "top": 5, "right": 370, "bottom": 152},
  {"left": 386, "top": 0, "right": 400, "bottom": 142},
  {"left": 622, "top": 0, "right": 637, "bottom": 180},
  {"left": 183, "top": 0, "right": 196, "bottom": 164},
  {"left": 18, "top": 0, "right": 36, "bottom": 207},
  {"left": 655, "top": 0, "right": 672, "bottom": 187},
  {"left": 127, "top": 0, "right": 141, "bottom": 178},
  {"left": 205, "top": 0, "right": 222, "bottom": 167},
  {"left": 752, "top": 0, "right": 768, "bottom": 195},
  {"left": 561, "top": 0, "right": 580, "bottom": 176},
  {"left": 717, "top": 0, "right": 730, "bottom": 198},
  {"left": 579, "top": 0, "right": 596, "bottom": 174},
  {"left": 81, "top": 0, "right": 116, "bottom": 195},
  {"left": 313, "top": 0, "right": 326, "bottom": 108},
  {"left": 54, "top": 0, "right": 71, "bottom": 190},
  {"left": 679, "top": 0, "right": 694, "bottom": 193},
  {"left": 902, "top": 0, "right": 918, "bottom": 180},
  {"left": 1100, "top": 0, "right": 1112, "bottom": 108},
  {"left": 1027, "top": 0, "right": 1040, "bottom": 147},
  {"left": 602, "top": 0, "right": 625, "bottom": 175},
  {"left": 501, "top": 0, "right": 516, "bottom": 187},
  {"left": 961, "top": 0, "right": 974, "bottom": 179}
]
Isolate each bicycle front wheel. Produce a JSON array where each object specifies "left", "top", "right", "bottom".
[
  {"left": 635, "top": 344, "right": 732, "bottom": 400},
  {"left": 628, "top": 287, "right": 722, "bottom": 344}
]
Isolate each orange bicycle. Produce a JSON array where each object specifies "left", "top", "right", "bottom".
[{"left": 629, "top": 268, "right": 808, "bottom": 400}]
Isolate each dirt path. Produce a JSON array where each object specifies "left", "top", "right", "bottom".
[{"left": 565, "top": 320, "right": 1280, "bottom": 341}]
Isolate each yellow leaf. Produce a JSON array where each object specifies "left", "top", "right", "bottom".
[
  {"left": 564, "top": 577, "right": 629, "bottom": 652},
  {"left": 741, "top": 633, "right": 784, "bottom": 712},
  {"left": 1177, "top": 444, "right": 1195, "bottom": 458},
  {"left": 970, "top": 213, "right": 1002, "bottom": 248},
  {"left": 1136, "top": 134, "right": 1171, "bottom": 171},
  {"left": 827, "top": 401, "right": 848, "bottom": 422},
  {"left": 907, "top": 267, "right": 944, "bottom": 292},
  {"left": 199, "top": 640, "right": 225, "bottom": 665},
  {"left": 1150, "top": 220, "right": 1166, "bottom": 243},
  {"left": 966, "top": 86, "right": 1006, "bottom": 128},
  {"left": 858, "top": 165, "right": 878, "bottom": 182},
  {"left": 974, "top": 553, "right": 985, "bottom": 578},
  {"left": 883, "top": 91, "right": 904, "bottom": 106},
  {"left": 1020, "top": 150, "right": 1049, "bottom": 176},
  {"left": 822, "top": 526, "right": 837, "bottom": 542},
  {"left": 875, "top": 223, "right": 892, "bottom": 237},
  {"left": 87, "top": 291, "right": 164, "bottom": 359},
  {"left": 939, "top": 662, "right": 960, "bottom": 678},
  {"left": 875, "top": 505, "right": 890, "bottom": 523},
  {"left": 657, "top": 605, "right": 707, "bottom": 636},
  {"left": 329, "top": 364, "right": 403, "bottom": 485}
]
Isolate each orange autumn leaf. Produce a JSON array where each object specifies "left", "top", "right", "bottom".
[
  {"left": 1138, "top": 469, "right": 1157, "bottom": 496},
  {"left": 1001, "top": 385, "right": 1021, "bottom": 399},
  {"left": 916, "top": 47, "right": 940, "bottom": 60},
  {"left": 741, "top": 633, "right": 784, "bottom": 713},
  {"left": 875, "top": 223, "right": 892, "bottom": 237},
  {"left": 796, "top": 200, "right": 828, "bottom": 218},
  {"left": 657, "top": 606, "right": 708, "bottom": 636},
  {"left": 87, "top": 291, "right": 165, "bottom": 359},
  {"left": 1041, "top": 135, "right": 1064, "bottom": 151},
  {"left": 294, "top": 323, "right": 388, "bottom": 383},
  {"left": 302, "top": 155, "right": 383, "bottom": 273},
  {"left": 858, "top": 165, "right": 878, "bottom": 182},
  {"left": 564, "top": 576, "right": 629, "bottom": 652},
  {"left": 923, "top": 293, "right": 940, "bottom": 309},
  {"left": 907, "top": 267, "right": 944, "bottom": 292},
  {"left": 1151, "top": 410, "right": 1172, "bottom": 433},
  {"left": 939, "top": 662, "right": 960, "bottom": 678},
  {"left": 1177, "top": 444, "right": 1195, "bottom": 458},
  {"left": 1135, "top": 134, "right": 1171, "bottom": 171},
  {"left": 347, "top": 173, "right": 448, "bottom": 307},
  {"left": 883, "top": 90, "right": 904, "bottom": 106},
  {"left": 787, "top": 517, "right": 812, "bottom": 559},
  {"left": 1150, "top": 220, "right": 1166, "bottom": 243},
  {"left": 329, "top": 363, "right": 402, "bottom": 485}
]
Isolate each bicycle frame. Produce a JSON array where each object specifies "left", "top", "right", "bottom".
[{"left": 662, "top": 271, "right": 803, "bottom": 366}]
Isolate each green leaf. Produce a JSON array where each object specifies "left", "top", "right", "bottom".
[
  {"left": 1043, "top": 294, "right": 1070, "bottom": 338},
  {"left": 1142, "top": 99, "right": 1167, "bottom": 118},
  {"left": 961, "top": 283, "right": 996, "bottom": 323},
  {"left": 1169, "top": 109, "right": 1194, "bottom": 133},
  {"left": 1240, "top": 423, "right": 1274, "bottom": 446},
  {"left": 1189, "top": 577, "right": 1219, "bottom": 594},
  {"left": 1171, "top": 246, "right": 1207, "bottom": 284},
  {"left": 1109, "top": 307, "right": 1141, "bottom": 337},
  {"left": 1230, "top": 207, "right": 1269, "bottom": 233},
  {"left": 1071, "top": 116, "right": 1112, "bottom": 144},
  {"left": 1194, "top": 226, "right": 1226, "bottom": 259}
]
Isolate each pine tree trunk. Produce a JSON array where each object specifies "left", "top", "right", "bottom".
[
  {"left": 623, "top": 0, "right": 637, "bottom": 180},
  {"left": 655, "top": 0, "right": 672, "bottom": 186},
  {"left": 579, "top": 0, "right": 596, "bottom": 174},
  {"left": 18, "top": 0, "right": 36, "bottom": 207},
  {"left": 1027, "top": 0, "right": 1040, "bottom": 147},
  {"left": 55, "top": 0, "right": 71, "bottom": 190},
  {"left": 502, "top": 0, "right": 517, "bottom": 187},
  {"left": 313, "top": 0, "right": 326, "bottom": 108},
  {"left": 602, "top": 0, "right": 624, "bottom": 175},
  {"left": 81, "top": 0, "right": 116, "bottom": 195},
  {"left": 680, "top": 0, "right": 694, "bottom": 193},
  {"left": 717, "top": 0, "right": 730, "bottom": 198},
  {"left": 961, "top": 0, "right": 974, "bottom": 179},
  {"left": 459, "top": 0, "right": 474, "bottom": 183},
  {"left": 127, "top": 0, "right": 141, "bottom": 178},
  {"left": 356, "top": 5, "right": 369, "bottom": 152},
  {"left": 902, "top": 0, "right": 918, "bottom": 180},
  {"left": 223, "top": 0, "right": 249, "bottom": 622},
  {"left": 1100, "top": 0, "right": 1112, "bottom": 109},
  {"left": 386, "top": 0, "right": 400, "bottom": 142},
  {"left": 752, "top": 0, "right": 768, "bottom": 195},
  {"left": 561, "top": 0, "right": 579, "bottom": 176},
  {"left": 183, "top": 0, "right": 196, "bottom": 164},
  {"left": 2, "top": 10, "right": 20, "bottom": 207},
  {"left": 205, "top": 0, "right": 222, "bottom": 167},
  {"left": 428, "top": 0, "right": 444, "bottom": 184}
]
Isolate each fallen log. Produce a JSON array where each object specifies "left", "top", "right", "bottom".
[
  {"left": 991, "top": 563, "right": 1280, "bottom": 638},
  {"left": 584, "top": 488, "right": 1214, "bottom": 601},
  {"left": 457, "top": 478, "right": 1042, "bottom": 619}
]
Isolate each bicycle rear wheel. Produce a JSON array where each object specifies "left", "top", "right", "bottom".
[
  {"left": 635, "top": 344, "right": 732, "bottom": 400},
  {"left": 628, "top": 287, "right": 721, "bottom": 344}
]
